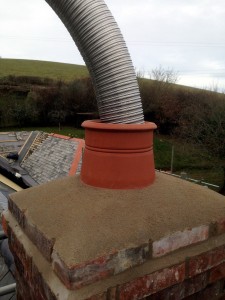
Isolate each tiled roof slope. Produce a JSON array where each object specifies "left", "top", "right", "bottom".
[
  {"left": 0, "top": 131, "right": 30, "bottom": 157},
  {"left": 21, "top": 135, "right": 79, "bottom": 185}
]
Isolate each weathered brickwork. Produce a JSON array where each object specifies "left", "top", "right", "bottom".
[
  {"left": 216, "top": 218, "right": 225, "bottom": 235},
  {"left": 145, "top": 273, "right": 208, "bottom": 300},
  {"left": 8, "top": 197, "right": 26, "bottom": 228},
  {"left": 7, "top": 224, "right": 57, "bottom": 300},
  {"left": 6, "top": 216, "right": 225, "bottom": 300},
  {"left": 9, "top": 192, "right": 225, "bottom": 290},
  {"left": 117, "top": 263, "right": 186, "bottom": 299},
  {"left": 5, "top": 195, "right": 225, "bottom": 299},
  {"left": 183, "top": 280, "right": 224, "bottom": 300},
  {"left": 209, "top": 262, "right": 225, "bottom": 283},
  {"left": 153, "top": 226, "right": 209, "bottom": 258},
  {"left": 52, "top": 243, "right": 150, "bottom": 290},
  {"left": 187, "top": 245, "right": 225, "bottom": 277},
  {"left": 8, "top": 196, "right": 55, "bottom": 262}
]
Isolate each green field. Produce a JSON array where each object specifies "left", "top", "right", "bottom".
[
  {"left": 154, "top": 135, "right": 224, "bottom": 190},
  {"left": 0, "top": 58, "right": 89, "bottom": 81}
]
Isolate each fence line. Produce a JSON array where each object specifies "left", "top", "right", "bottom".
[{"left": 156, "top": 170, "right": 219, "bottom": 188}]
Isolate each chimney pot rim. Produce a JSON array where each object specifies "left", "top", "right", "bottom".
[{"left": 82, "top": 119, "right": 157, "bottom": 131}]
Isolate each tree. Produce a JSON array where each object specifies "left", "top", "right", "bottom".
[
  {"left": 139, "top": 66, "right": 179, "bottom": 133},
  {"left": 8, "top": 101, "right": 28, "bottom": 127},
  {"left": 48, "top": 85, "right": 67, "bottom": 131},
  {"left": 176, "top": 89, "right": 225, "bottom": 194},
  {"left": 48, "top": 110, "right": 66, "bottom": 131},
  {"left": 25, "top": 91, "right": 41, "bottom": 125},
  {"left": 150, "top": 65, "right": 179, "bottom": 84}
]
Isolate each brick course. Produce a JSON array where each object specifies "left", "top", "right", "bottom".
[
  {"left": 153, "top": 226, "right": 209, "bottom": 258},
  {"left": 145, "top": 275, "right": 223, "bottom": 300},
  {"left": 188, "top": 245, "right": 225, "bottom": 277},
  {"left": 5, "top": 191, "right": 225, "bottom": 299},
  {"left": 8, "top": 196, "right": 55, "bottom": 262},
  {"left": 8, "top": 193, "right": 225, "bottom": 293},
  {"left": 7, "top": 224, "right": 56, "bottom": 300},
  {"left": 52, "top": 243, "right": 150, "bottom": 290},
  {"left": 117, "top": 263, "right": 186, "bottom": 300},
  {"left": 209, "top": 262, "right": 225, "bottom": 284},
  {"left": 6, "top": 215, "right": 225, "bottom": 300},
  {"left": 216, "top": 218, "right": 225, "bottom": 235}
]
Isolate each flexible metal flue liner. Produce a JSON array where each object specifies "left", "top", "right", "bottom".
[{"left": 45, "top": 0, "right": 144, "bottom": 124}]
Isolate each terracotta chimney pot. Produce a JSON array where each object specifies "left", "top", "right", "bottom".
[{"left": 81, "top": 120, "right": 157, "bottom": 189}]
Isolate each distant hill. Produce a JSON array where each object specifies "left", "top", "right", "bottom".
[
  {"left": 0, "top": 58, "right": 218, "bottom": 94},
  {"left": 0, "top": 58, "right": 89, "bottom": 81}
]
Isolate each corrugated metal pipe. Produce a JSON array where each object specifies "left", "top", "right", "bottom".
[{"left": 45, "top": 0, "right": 144, "bottom": 124}]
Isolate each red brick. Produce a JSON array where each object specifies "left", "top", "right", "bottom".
[
  {"left": 49, "top": 133, "right": 70, "bottom": 140},
  {"left": 69, "top": 139, "right": 85, "bottom": 176},
  {"left": 114, "top": 243, "right": 150, "bottom": 274},
  {"left": 153, "top": 226, "right": 209, "bottom": 258},
  {"left": 52, "top": 243, "right": 150, "bottom": 290},
  {"left": 31, "top": 262, "right": 56, "bottom": 300},
  {"left": 209, "top": 262, "right": 225, "bottom": 283},
  {"left": 15, "top": 267, "right": 46, "bottom": 300},
  {"left": 216, "top": 218, "right": 225, "bottom": 235},
  {"left": 8, "top": 197, "right": 26, "bottom": 228},
  {"left": 52, "top": 250, "right": 115, "bottom": 290},
  {"left": 195, "top": 281, "right": 222, "bottom": 300},
  {"left": 23, "top": 217, "right": 55, "bottom": 262},
  {"left": 184, "top": 273, "right": 208, "bottom": 296},
  {"left": 188, "top": 252, "right": 211, "bottom": 277},
  {"left": 146, "top": 282, "right": 185, "bottom": 300},
  {"left": 188, "top": 245, "right": 225, "bottom": 277},
  {"left": 8, "top": 197, "right": 55, "bottom": 262},
  {"left": 175, "top": 279, "right": 222, "bottom": 300},
  {"left": 211, "top": 246, "right": 225, "bottom": 266},
  {"left": 146, "top": 272, "right": 207, "bottom": 300},
  {"left": 8, "top": 223, "right": 57, "bottom": 300},
  {"left": 8, "top": 227, "right": 32, "bottom": 282},
  {"left": 118, "top": 263, "right": 185, "bottom": 300}
]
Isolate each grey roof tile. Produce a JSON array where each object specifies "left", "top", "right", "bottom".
[{"left": 21, "top": 136, "right": 79, "bottom": 185}]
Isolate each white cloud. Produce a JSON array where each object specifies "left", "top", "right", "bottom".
[{"left": 0, "top": 0, "right": 225, "bottom": 90}]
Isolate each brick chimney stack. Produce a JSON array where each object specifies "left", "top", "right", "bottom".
[
  {"left": 4, "top": 170, "right": 225, "bottom": 299},
  {"left": 3, "top": 0, "right": 225, "bottom": 298}
]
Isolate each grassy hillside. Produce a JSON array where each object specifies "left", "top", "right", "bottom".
[
  {"left": 0, "top": 58, "right": 217, "bottom": 94},
  {"left": 0, "top": 58, "right": 89, "bottom": 81}
]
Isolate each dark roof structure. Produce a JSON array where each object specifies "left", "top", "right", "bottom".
[
  {"left": 0, "top": 131, "right": 84, "bottom": 188},
  {"left": 0, "top": 132, "right": 30, "bottom": 156},
  {"left": 0, "top": 130, "right": 84, "bottom": 298},
  {"left": 21, "top": 134, "right": 83, "bottom": 185}
]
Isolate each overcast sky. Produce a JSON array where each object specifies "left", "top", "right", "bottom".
[{"left": 1, "top": 0, "right": 225, "bottom": 91}]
